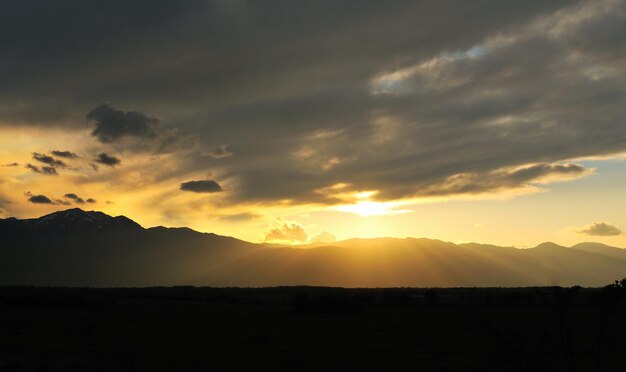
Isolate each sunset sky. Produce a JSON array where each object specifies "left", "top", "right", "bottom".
[{"left": 1, "top": 0, "right": 626, "bottom": 247}]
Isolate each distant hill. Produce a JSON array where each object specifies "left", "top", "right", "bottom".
[{"left": 1, "top": 209, "right": 625, "bottom": 287}]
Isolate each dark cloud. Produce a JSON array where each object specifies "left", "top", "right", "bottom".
[
  {"left": 64, "top": 193, "right": 85, "bottom": 204},
  {"left": 180, "top": 180, "right": 223, "bottom": 193},
  {"left": 577, "top": 222, "right": 622, "bottom": 236},
  {"left": 27, "top": 194, "right": 54, "bottom": 204},
  {"left": 3, "top": 1, "right": 626, "bottom": 206},
  {"left": 86, "top": 104, "right": 189, "bottom": 154},
  {"left": 26, "top": 164, "right": 58, "bottom": 176},
  {"left": 2, "top": 163, "right": 19, "bottom": 167},
  {"left": 62, "top": 193, "right": 97, "bottom": 204},
  {"left": 32, "top": 153, "right": 66, "bottom": 168},
  {"left": 51, "top": 150, "right": 78, "bottom": 159},
  {"left": 94, "top": 153, "right": 121, "bottom": 167},
  {"left": 264, "top": 220, "right": 308, "bottom": 243},
  {"left": 88, "top": 104, "right": 160, "bottom": 143}
]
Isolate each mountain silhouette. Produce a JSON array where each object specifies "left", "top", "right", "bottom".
[
  {"left": 1, "top": 209, "right": 625, "bottom": 287},
  {"left": 0, "top": 208, "right": 141, "bottom": 233}
]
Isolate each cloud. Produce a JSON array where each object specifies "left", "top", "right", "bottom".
[
  {"left": 180, "top": 180, "right": 223, "bottom": 193},
  {"left": 206, "top": 145, "right": 234, "bottom": 159},
  {"left": 64, "top": 193, "right": 85, "bottom": 204},
  {"left": 310, "top": 231, "right": 337, "bottom": 243},
  {"left": 26, "top": 164, "right": 58, "bottom": 176},
  {"left": 62, "top": 193, "right": 97, "bottom": 204},
  {"left": 27, "top": 194, "right": 54, "bottom": 204},
  {"left": 576, "top": 222, "right": 622, "bottom": 236},
  {"left": 51, "top": 150, "right": 78, "bottom": 159},
  {"left": 88, "top": 104, "right": 160, "bottom": 143},
  {"left": 217, "top": 212, "right": 259, "bottom": 222},
  {"left": 86, "top": 104, "right": 189, "bottom": 154},
  {"left": 415, "top": 163, "right": 592, "bottom": 198},
  {"left": 94, "top": 153, "right": 121, "bottom": 167},
  {"left": 2, "top": 163, "right": 19, "bottom": 167},
  {"left": 264, "top": 220, "right": 308, "bottom": 244},
  {"left": 32, "top": 152, "right": 66, "bottom": 168},
  {"left": 1, "top": 0, "right": 626, "bottom": 209}
]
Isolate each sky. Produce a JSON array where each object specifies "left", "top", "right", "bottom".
[{"left": 1, "top": 0, "right": 626, "bottom": 247}]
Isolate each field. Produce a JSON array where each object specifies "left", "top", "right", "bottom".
[{"left": 0, "top": 286, "right": 625, "bottom": 371}]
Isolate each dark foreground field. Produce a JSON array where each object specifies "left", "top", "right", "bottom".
[{"left": 1, "top": 285, "right": 625, "bottom": 371}]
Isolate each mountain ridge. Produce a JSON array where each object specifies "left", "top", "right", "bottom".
[
  {"left": 3, "top": 208, "right": 625, "bottom": 251},
  {"left": 1, "top": 209, "right": 625, "bottom": 287}
]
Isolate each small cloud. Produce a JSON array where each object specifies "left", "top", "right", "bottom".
[
  {"left": 180, "top": 180, "right": 223, "bottom": 193},
  {"left": 51, "top": 150, "right": 79, "bottom": 159},
  {"left": 87, "top": 104, "right": 160, "bottom": 143},
  {"left": 64, "top": 193, "right": 85, "bottom": 204},
  {"left": 63, "top": 193, "right": 97, "bottom": 204},
  {"left": 309, "top": 231, "right": 337, "bottom": 243},
  {"left": 94, "top": 153, "right": 121, "bottom": 167},
  {"left": 87, "top": 104, "right": 190, "bottom": 154},
  {"left": 206, "top": 144, "right": 233, "bottom": 159},
  {"left": 27, "top": 194, "right": 54, "bottom": 204},
  {"left": 89, "top": 163, "right": 100, "bottom": 171},
  {"left": 217, "top": 212, "right": 259, "bottom": 222},
  {"left": 576, "top": 222, "right": 622, "bottom": 236},
  {"left": 32, "top": 152, "right": 66, "bottom": 167},
  {"left": 264, "top": 219, "right": 308, "bottom": 244},
  {"left": 2, "top": 162, "right": 19, "bottom": 167},
  {"left": 26, "top": 163, "right": 58, "bottom": 175},
  {"left": 55, "top": 199, "right": 71, "bottom": 206}
]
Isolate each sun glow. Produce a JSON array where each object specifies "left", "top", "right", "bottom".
[{"left": 335, "top": 200, "right": 411, "bottom": 217}]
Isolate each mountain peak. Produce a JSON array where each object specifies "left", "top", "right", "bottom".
[
  {"left": 534, "top": 241, "right": 565, "bottom": 250},
  {"left": 1, "top": 208, "right": 143, "bottom": 233}
]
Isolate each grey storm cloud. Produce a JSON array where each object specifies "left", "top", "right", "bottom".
[
  {"left": 26, "top": 164, "right": 58, "bottom": 176},
  {"left": 1, "top": 1, "right": 626, "bottom": 205},
  {"left": 180, "top": 180, "right": 223, "bottom": 193},
  {"left": 51, "top": 150, "right": 79, "bottom": 159},
  {"left": 27, "top": 194, "right": 54, "bottom": 204},
  {"left": 94, "top": 153, "right": 121, "bottom": 167},
  {"left": 577, "top": 222, "right": 622, "bottom": 236}
]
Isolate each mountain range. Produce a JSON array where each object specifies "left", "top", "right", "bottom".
[{"left": 1, "top": 208, "right": 625, "bottom": 287}]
